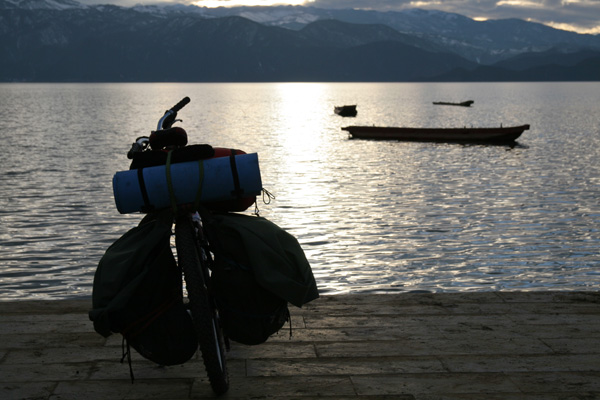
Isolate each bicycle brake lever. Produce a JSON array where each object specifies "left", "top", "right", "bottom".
[{"left": 127, "top": 136, "right": 149, "bottom": 159}]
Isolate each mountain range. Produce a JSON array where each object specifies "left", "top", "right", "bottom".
[{"left": 1, "top": 0, "right": 599, "bottom": 82}]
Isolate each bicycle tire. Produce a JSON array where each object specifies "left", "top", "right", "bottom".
[{"left": 175, "top": 216, "right": 230, "bottom": 395}]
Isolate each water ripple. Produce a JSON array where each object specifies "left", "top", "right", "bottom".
[{"left": 1, "top": 82, "right": 600, "bottom": 300}]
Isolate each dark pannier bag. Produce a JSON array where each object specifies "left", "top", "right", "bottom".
[
  {"left": 89, "top": 209, "right": 198, "bottom": 367},
  {"left": 211, "top": 258, "right": 290, "bottom": 345},
  {"left": 204, "top": 211, "right": 319, "bottom": 345}
]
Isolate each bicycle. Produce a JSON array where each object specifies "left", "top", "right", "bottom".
[
  {"left": 92, "top": 96, "right": 316, "bottom": 395},
  {"left": 124, "top": 97, "right": 246, "bottom": 395}
]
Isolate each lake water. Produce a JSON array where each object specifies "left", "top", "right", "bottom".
[{"left": 1, "top": 82, "right": 599, "bottom": 300}]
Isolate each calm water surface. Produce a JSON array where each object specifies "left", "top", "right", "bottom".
[{"left": 1, "top": 82, "right": 599, "bottom": 300}]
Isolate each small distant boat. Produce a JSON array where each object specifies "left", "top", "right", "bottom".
[
  {"left": 342, "top": 124, "right": 529, "bottom": 143},
  {"left": 433, "top": 100, "right": 474, "bottom": 107},
  {"left": 334, "top": 105, "right": 357, "bottom": 117}
]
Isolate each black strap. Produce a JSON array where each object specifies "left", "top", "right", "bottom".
[
  {"left": 193, "top": 159, "right": 205, "bottom": 211},
  {"left": 120, "top": 337, "right": 134, "bottom": 384},
  {"left": 229, "top": 150, "right": 244, "bottom": 198},
  {"left": 137, "top": 168, "right": 153, "bottom": 213},
  {"left": 165, "top": 150, "right": 178, "bottom": 214}
]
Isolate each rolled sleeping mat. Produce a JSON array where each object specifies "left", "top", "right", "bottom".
[{"left": 113, "top": 153, "right": 262, "bottom": 214}]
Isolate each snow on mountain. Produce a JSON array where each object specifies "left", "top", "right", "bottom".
[
  {"left": 1, "top": 0, "right": 86, "bottom": 10},
  {"left": 238, "top": 8, "right": 319, "bottom": 27},
  {"left": 131, "top": 3, "right": 207, "bottom": 16}
]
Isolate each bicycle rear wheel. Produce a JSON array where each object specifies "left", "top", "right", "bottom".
[{"left": 175, "top": 215, "right": 229, "bottom": 395}]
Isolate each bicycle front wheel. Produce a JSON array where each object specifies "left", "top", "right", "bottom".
[{"left": 175, "top": 216, "right": 229, "bottom": 395}]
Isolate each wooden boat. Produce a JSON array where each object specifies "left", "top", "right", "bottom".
[
  {"left": 342, "top": 124, "right": 529, "bottom": 143},
  {"left": 433, "top": 100, "right": 474, "bottom": 107},
  {"left": 334, "top": 105, "right": 357, "bottom": 117}
]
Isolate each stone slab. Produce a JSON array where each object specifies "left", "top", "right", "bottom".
[{"left": 0, "top": 292, "right": 599, "bottom": 399}]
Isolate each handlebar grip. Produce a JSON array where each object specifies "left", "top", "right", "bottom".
[{"left": 171, "top": 97, "right": 190, "bottom": 113}]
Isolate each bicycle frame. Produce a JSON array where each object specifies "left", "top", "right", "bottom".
[{"left": 127, "top": 97, "right": 230, "bottom": 395}]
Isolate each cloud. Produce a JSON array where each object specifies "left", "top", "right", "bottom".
[
  {"left": 309, "top": 0, "right": 412, "bottom": 10},
  {"left": 192, "top": 0, "right": 307, "bottom": 6},
  {"left": 490, "top": 0, "right": 600, "bottom": 33}
]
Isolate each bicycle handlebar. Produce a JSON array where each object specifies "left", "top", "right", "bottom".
[
  {"left": 171, "top": 97, "right": 190, "bottom": 113},
  {"left": 157, "top": 97, "right": 191, "bottom": 130},
  {"left": 128, "top": 97, "right": 191, "bottom": 158}
]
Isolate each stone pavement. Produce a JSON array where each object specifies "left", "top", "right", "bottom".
[{"left": 0, "top": 291, "right": 599, "bottom": 399}]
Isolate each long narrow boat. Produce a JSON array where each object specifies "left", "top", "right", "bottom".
[
  {"left": 433, "top": 100, "right": 474, "bottom": 107},
  {"left": 342, "top": 124, "right": 529, "bottom": 143}
]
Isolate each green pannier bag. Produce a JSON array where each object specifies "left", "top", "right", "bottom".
[
  {"left": 204, "top": 212, "right": 319, "bottom": 345},
  {"left": 89, "top": 210, "right": 198, "bottom": 366}
]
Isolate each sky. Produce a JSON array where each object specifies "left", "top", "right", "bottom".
[{"left": 78, "top": 0, "right": 600, "bottom": 35}]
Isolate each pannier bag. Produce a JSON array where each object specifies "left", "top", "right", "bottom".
[
  {"left": 116, "top": 145, "right": 260, "bottom": 213},
  {"left": 89, "top": 209, "right": 198, "bottom": 366},
  {"left": 204, "top": 211, "right": 319, "bottom": 345}
]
